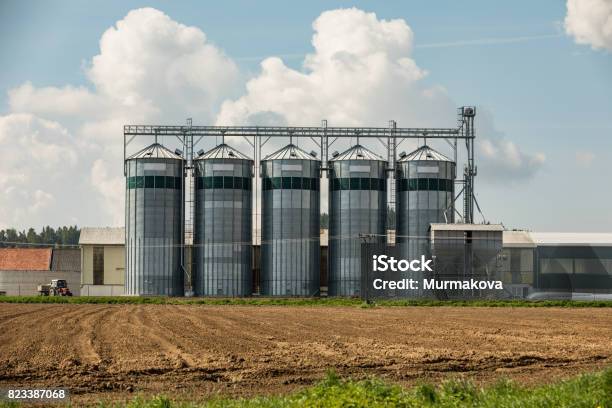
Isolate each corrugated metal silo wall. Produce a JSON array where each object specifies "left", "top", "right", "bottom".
[
  {"left": 125, "top": 158, "right": 184, "bottom": 296},
  {"left": 396, "top": 160, "right": 455, "bottom": 296},
  {"left": 193, "top": 158, "right": 253, "bottom": 296},
  {"left": 328, "top": 159, "right": 387, "bottom": 296},
  {"left": 261, "top": 159, "right": 321, "bottom": 296}
]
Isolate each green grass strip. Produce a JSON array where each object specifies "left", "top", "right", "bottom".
[
  {"left": 0, "top": 295, "right": 610, "bottom": 308},
  {"left": 2, "top": 368, "right": 608, "bottom": 407}
]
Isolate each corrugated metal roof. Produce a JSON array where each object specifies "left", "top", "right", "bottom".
[
  {"left": 51, "top": 249, "right": 81, "bottom": 272},
  {"left": 263, "top": 144, "right": 319, "bottom": 161},
  {"left": 530, "top": 232, "right": 612, "bottom": 247},
  {"left": 0, "top": 248, "right": 52, "bottom": 271},
  {"left": 330, "top": 144, "right": 385, "bottom": 162},
  {"left": 127, "top": 143, "right": 183, "bottom": 160},
  {"left": 430, "top": 223, "right": 504, "bottom": 232},
  {"left": 195, "top": 143, "right": 252, "bottom": 161},
  {"left": 79, "top": 227, "right": 125, "bottom": 245},
  {"left": 503, "top": 231, "right": 536, "bottom": 248},
  {"left": 399, "top": 145, "right": 452, "bottom": 162}
]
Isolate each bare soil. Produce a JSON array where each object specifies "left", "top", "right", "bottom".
[{"left": 0, "top": 304, "right": 610, "bottom": 405}]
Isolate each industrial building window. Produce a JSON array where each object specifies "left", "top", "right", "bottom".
[
  {"left": 400, "top": 178, "right": 453, "bottom": 192},
  {"left": 302, "top": 177, "right": 311, "bottom": 190},
  {"left": 126, "top": 176, "right": 182, "bottom": 190},
  {"left": 234, "top": 177, "right": 243, "bottom": 189},
  {"left": 282, "top": 177, "right": 292, "bottom": 189},
  {"left": 292, "top": 177, "right": 302, "bottom": 189},
  {"left": 330, "top": 178, "right": 385, "bottom": 191},
  {"left": 272, "top": 177, "right": 281, "bottom": 189},
  {"left": 93, "top": 247, "right": 104, "bottom": 285}
]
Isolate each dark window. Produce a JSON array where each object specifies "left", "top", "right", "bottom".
[
  {"left": 409, "top": 179, "right": 417, "bottom": 191},
  {"left": 244, "top": 177, "right": 251, "bottom": 190},
  {"left": 447, "top": 179, "right": 454, "bottom": 192},
  {"left": 203, "top": 177, "right": 213, "bottom": 189},
  {"left": 234, "top": 177, "right": 243, "bottom": 189},
  {"left": 155, "top": 176, "right": 165, "bottom": 189},
  {"left": 397, "top": 179, "right": 403, "bottom": 192},
  {"left": 332, "top": 178, "right": 339, "bottom": 191},
  {"left": 272, "top": 177, "right": 281, "bottom": 189},
  {"left": 428, "top": 178, "right": 438, "bottom": 191},
  {"left": 165, "top": 176, "right": 174, "bottom": 189},
  {"left": 292, "top": 177, "right": 302, "bottom": 189},
  {"left": 418, "top": 178, "right": 428, "bottom": 191},
  {"left": 350, "top": 178, "right": 360, "bottom": 190},
  {"left": 340, "top": 178, "right": 349, "bottom": 190},
  {"left": 144, "top": 176, "right": 155, "bottom": 188},
  {"left": 213, "top": 176, "right": 223, "bottom": 189},
  {"left": 313, "top": 178, "right": 320, "bottom": 191},
  {"left": 359, "top": 178, "right": 369, "bottom": 190},
  {"left": 93, "top": 247, "right": 104, "bottom": 285},
  {"left": 196, "top": 177, "right": 203, "bottom": 190},
  {"left": 263, "top": 177, "right": 271, "bottom": 190},
  {"left": 302, "top": 177, "right": 311, "bottom": 190},
  {"left": 223, "top": 176, "right": 233, "bottom": 189},
  {"left": 282, "top": 177, "right": 292, "bottom": 189}
]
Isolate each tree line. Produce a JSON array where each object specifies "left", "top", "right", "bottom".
[{"left": 0, "top": 226, "right": 80, "bottom": 247}]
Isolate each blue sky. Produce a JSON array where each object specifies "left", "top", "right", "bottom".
[{"left": 0, "top": 0, "right": 611, "bottom": 231}]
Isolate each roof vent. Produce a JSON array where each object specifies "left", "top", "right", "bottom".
[
  {"left": 426, "top": 152, "right": 433, "bottom": 159},
  {"left": 356, "top": 153, "right": 364, "bottom": 158},
  {"left": 331, "top": 151, "right": 339, "bottom": 158},
  {"left": 197, "top": 149, "right": 205, "bottom": 157},
  {"left": 309, "top": 150, "right": 317, "bottom": 158},
  {"left": 145, "top": 152, "right": 153, "bottom": 156},
  {"left": 399, "top": 151, "right": 407, "bottom": 158},
  {"left": 175, "top": 148, "right": 183, "bottom": 156},
  {"left": 228, "top": 151, "right": 235, "bottom": 157}
]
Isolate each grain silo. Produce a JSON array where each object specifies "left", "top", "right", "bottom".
[
  {"left": 328, "top": 145, "right": 387, "bottom": 296},
  {"left": 396, "top": 145, "right": 456, "bottom": 263},
  {"left": 261, "top": 144, "right": 321, "bottom": 296},
  {"left": 125, "top": 143, "right": 185, "bottom": 296},
  {"left": 193, "top": 143, "right": 253, "bottom": 297}
]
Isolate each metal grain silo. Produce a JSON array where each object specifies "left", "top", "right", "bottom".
[
  {"left": 396, "top": 145, "right": 455, "bottom": 263},
  {"left": 261, "top": 144, "right": 321, "bottom": 296},
  {"left": 193, "top": 143, "right": 253, "bottom": 297},
  {"left": 328, "top": 145, "right": 387, "bottom": 296},
  {"left": 125, "top": 143, "right": 185, "bottom": 296}
]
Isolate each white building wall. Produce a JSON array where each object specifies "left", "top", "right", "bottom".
[{"left": 0, "top": 270, "right": 81, "bottom": 296}]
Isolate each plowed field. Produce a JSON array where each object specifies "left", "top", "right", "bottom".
[{"left": 0, "top": 304, "right": 610, "bottom": 405}]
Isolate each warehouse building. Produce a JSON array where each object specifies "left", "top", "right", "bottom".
[
  {"left": 0, "top": 248, "right": 81, "bottom": 296},
  {"left": 76, "top": 226, "right": 611, "bottom": 298},
  {"left": 79, "top": 227, "right": 125, "bottom": 296}
]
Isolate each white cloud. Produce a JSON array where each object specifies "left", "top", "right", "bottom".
[
  {"left": 3, "top": 8, "right": 241, "bottom": 228},
  {"left": 217, "top": 8, "right": 544, "bottom": 183},
  {"left": 565, "top": 0, "right": 612, "bottom": 51},
  {"left": 475, "top": 109, "right": 546, "bottom": 182},
  {"left": 217, "top": 8, "right": 451, "bottom": 127},
  {"left": 0, "top": 114, "right": 78, "bottom": 229}
]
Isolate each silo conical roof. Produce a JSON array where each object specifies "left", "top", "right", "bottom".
[
  {"left": 330, "top": 144, "right": 385, "bottom": 162},
  {"left": 399, "top": 145, "right": 452, "bottom": 162},
  {"left": 196, "top": 143, "right": 252, "bottom": 161},
  {"left": 127, "top": 143, "right": 183, "bottom": 160},
  {"left": 263, "top": 144, "right": 318, "bottom": 161}
]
